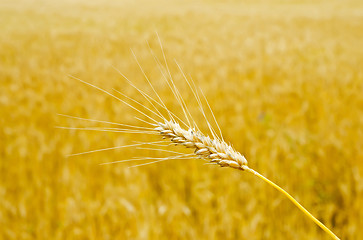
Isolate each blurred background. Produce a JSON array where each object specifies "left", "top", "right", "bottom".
[{"left": 1, "top": 0, "right": 363, "bottom": 239}]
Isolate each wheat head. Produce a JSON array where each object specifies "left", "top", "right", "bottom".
[{"left": 156, "top": 120, "right": 248, "bottom": 169}]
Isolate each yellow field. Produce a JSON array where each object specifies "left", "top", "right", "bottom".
[{"left": 1, "top": 0, "right": 363, "bottom": 239}]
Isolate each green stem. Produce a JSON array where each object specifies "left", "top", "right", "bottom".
[{"left": 242, "top": 166, "right": 340, "bottom": 240}]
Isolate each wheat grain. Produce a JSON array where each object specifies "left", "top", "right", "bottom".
[{"left": 155, "top": 120, "right": 248, "bottom": 169}]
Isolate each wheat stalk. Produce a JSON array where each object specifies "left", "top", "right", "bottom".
[
  {"left": 65, "top": 77, "right": 340, "bottom": 240},
  {"left": 62, "top": 36, "right": 340, "bottom": 239},
  {"left": 64, "top": 77, "right": 340, "bottom": 240}
]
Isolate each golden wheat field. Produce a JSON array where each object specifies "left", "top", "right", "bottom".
[{"left": 1, "top": 0, "right": 363, "bottom": 239}]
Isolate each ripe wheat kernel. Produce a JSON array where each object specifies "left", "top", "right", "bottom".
[{"left": 156, "top": 120, "right": 247, "bottom": 169}]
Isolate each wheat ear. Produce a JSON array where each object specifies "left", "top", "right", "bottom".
[
  {"left": 64, "top": 37, "right": 340, "bottom": 238},
  {"left": 156, "top": 119, "right": 340, "bottom": 240}
]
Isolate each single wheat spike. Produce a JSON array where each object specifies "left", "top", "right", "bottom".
[
  {"left": 156, "top": 119, "right": 340, "bottom": 240},
  {"left": 65, "top": 40, "right": 340, "bottom": 238}
]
